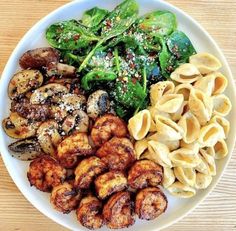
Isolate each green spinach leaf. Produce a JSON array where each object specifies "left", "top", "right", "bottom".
[
  {"left": 81, "top": 7, "right": 109, "bottom": 28},
  {"left": 46, "top": 20, "right": 99, "bottom": 50},
  {"left": 113, "top": 78, "right": 147, "bottom": 109},
  {"left": 81, "top": 69, "right": 117, "bottom": 90},
  {"left": 167, "top": 30, "right": 196, "bottom": 62},
  {"left": 138, "top": 10, "right": 177, "bottom": 37}
]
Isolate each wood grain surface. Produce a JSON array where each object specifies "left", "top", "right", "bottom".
[{"left": 0, "top": 0, "right": 236, "bottom": 230}]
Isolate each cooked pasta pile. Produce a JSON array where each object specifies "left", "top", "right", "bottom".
[{"left": 128, "top": 53, "right": 232, "bottom": 198}]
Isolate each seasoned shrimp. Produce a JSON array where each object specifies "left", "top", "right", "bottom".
[
  {"left": 128, "top": 160, "right": 163, "bottom": 189},
  {"left": 76, "top": 195, "right": 104, "bottom": 230},
  {"left": 135, "top": 187, "right": 168, "bottom": 220},
  {"left": 96, "top": 137, "right": 136, "bottom": 171},
  {"left": 50, "top": 182, "right": 81, "bottom": 214},
  {"left": 58, "top": 155, "right": 79, "bottom": 169},
  {"left": 91, "top": 114, "right": 128, "bottom": 147},
  {"left": 74, "top": 156, "right": 107, "bottom": 189},
  {"left": 57, "top": 133, "right": 95, "bottom": 161},
  {"left": 27, "top": 155, "right": 66, "bottom": 192},
  {"left": 103, "top": 191, "right": 135, "bottom": 229},
  {"left": 95, "top": 171, "right": 128, "bottom": 200}
]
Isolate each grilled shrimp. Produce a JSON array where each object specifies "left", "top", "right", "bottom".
[
  {"left": 27, "top": 155, "right": 66, "bottom": 192},
  {"left": 50, "top": 182, "right": 81, "bottom": 214},
  {"left": 96, "top": 137, "right": 136, "bottom": 171},
  {"left": 128, "top": 160, "right": 163, "bottom": 189},
  {"left": 135, "top": 187, "right": 168, "bottom": 220},
  {"left": 103, "top": 191, "right": 135, "bottom": 229},
  {"left": 58, "top": 155, "right": 79, "bottom": 169},
  {"left": 74, "top": 156, "right": 107, "bottom": 189},
  {"left": 95, "top": 171, "right": 127, "bottom": 200},
  {"left": 76, "top": 195, "right": 104, "bottom": 230},
  {"left": 91, "top": 114, "right": 128, "bottom": 147},
  {"left": 57, "top": 133, "right": 95, "bottom": 161}
]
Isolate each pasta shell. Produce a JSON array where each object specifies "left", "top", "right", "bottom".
[
  {"left": 174, "top": 83, "right": 193, "bottom": 101},
  {"left": 205, "top": 147, "right": 216, "bottom": 158},
  {"left": 157, "top": 94, "right": 184, "bottom": 113},
  {"left": 210, "top": 115, "right": 230, "bottom": 138},
  {"left": 167, "top": 181, "right": 196, "bottom": 198},
  {"left": 155, "top": 115, "right": 184, "bottom": 141},
  {"left": 147, "top": 140, "right": 172, "bottom": 167},
  {"left": 194, "top": 72, "right": 228, "bottom": 96},
  {"left": 198, "top": 149, "right": 216, "bottom": 176},
  {"left": 212, "top": 94, "right": 232, "bottom": 116},
  {"left": 171, "top": 101, "right": 189, "bottom": 121},
  {"left": 174, "top": 167, "right": 196, "bottom": 187},
  {"left": 169, "top": 148, "right": 201, "bottom": 168},
  {"left": 213, "top": 139, "right": 228, "bottom": 159},
  {"left": 150, "top": 81, "right": 175, "bottom": 106},
  {"left": 178, "top": 111, "right": 200, "bottom": 144},
  {"left": 195, "top": 173, "right": 212, "bottom": 189},
  {"left": 148, "top": 133, "right": 180, "bottom": 151},
  {"left": 128, "top": 109, "right": 151, "bottom": 140},
  {"left": 162, "top": 167, "right": 175, "bottom": 188},
  {"left": 149, "top": 118, "right": 157, "bottom": 132},
  {"left": 170, "top": 63, "right": 201, "bottom": 84},
  {"left": 198, "top": 123, "right": 224, "bottom": 147},
  {"left": 189, "top": 88, "right": 213, "bottom": 125},
  {"left": 189, "top": 53, "right": 222, "bottom": 74},
  {"left": 134, "top": 139, "right": 148, "bottom": 159},
  {"left": 148, "top": 106, "right": 170, "bottom": 120},
  {"left": 180, "top": 140, "right": 200, "bottom": 155}
]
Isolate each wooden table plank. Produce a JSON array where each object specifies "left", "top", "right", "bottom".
[{"left": 0, "top": 1, "right": 236, "bottom": 230}]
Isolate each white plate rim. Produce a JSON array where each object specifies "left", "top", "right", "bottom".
[{"left": 0, "top": 0, "right": 235, "bottom": 230}]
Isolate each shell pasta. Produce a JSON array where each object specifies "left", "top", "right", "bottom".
[{"left": 128, "top": 52, "right": 231, "bottom": 198}]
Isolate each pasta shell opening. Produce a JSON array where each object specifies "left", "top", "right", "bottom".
[
  {"left": 170, "top": 148, "right": 200, "bottom": 168},
  {"left": 212, "top": 94, "right": 232, "bottom": 116},
  {"left": 178, "top": 111, "right": 200, "bottom": 144},
  {"left": 150, "top": 81, "right": 175, "bottom": 106},
  {"left": 210, "top": 115, "right": 230, "bottom": 138},
  {"left": 174, "top": 83, "right": 193, "bottom": 100},
  {"left": 170, "top": 63, "right": 201, "bottom": 83},
  {"left": 174, "top": 167, "right": 196, "bottom": 187},
  {"left": 213, "top": 139, "right": 228, "bottom": 159},
  {"left": 198, "top": 123, "right": 223, "bottom": 147}
]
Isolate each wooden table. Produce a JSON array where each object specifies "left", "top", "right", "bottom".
[{"left": 0, "top": 1, "right": 236, "bottom": 230}]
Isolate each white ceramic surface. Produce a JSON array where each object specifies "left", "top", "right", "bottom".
[{"left": 0, "top": 0, "right": 235, "bottom": 230}]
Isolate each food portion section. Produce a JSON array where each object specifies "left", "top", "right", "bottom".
[{"left": 128, "top": 53, "right": 231, "bottom": 198}]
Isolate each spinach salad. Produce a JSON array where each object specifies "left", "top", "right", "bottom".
[{"left": 46, "top": 0, "right": 196, "bottom": 119}]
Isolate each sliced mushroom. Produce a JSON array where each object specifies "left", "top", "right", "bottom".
[
  {"left": 2, "top": 112, "right": 41, "bottom": 139},
  {"left": 8, "top": 137, "right": 43, "bottom": 161},
  {"left": 54, "top": 93, "right": 86, "bottom": 111},
  {"left": 11, "top": 98, "right": 50, "bottom": 121},
  {"left": 30, "top": 83, "right": 69, "bottom": 104},
  {"left": 19, "top": 47, "right": 60, "bottom": 69},
  {"left": 46, "top": 62, "right": 76, "bottom": 77},
  {"left": 87, "top": 90, "right": 110, "bottom": 120},
  {"left": 62, "top": 110, "right": 89, "bottom": 134},
  {"left": 8, "top": 70, "right": 43, "bottom": 99},
  {"left": 37, "top": 120, "right": 62, "bottom": 156}
]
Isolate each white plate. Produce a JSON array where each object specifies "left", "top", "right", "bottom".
[{"left": 0, "top": 0, "right": 235, "bottom": 230}]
